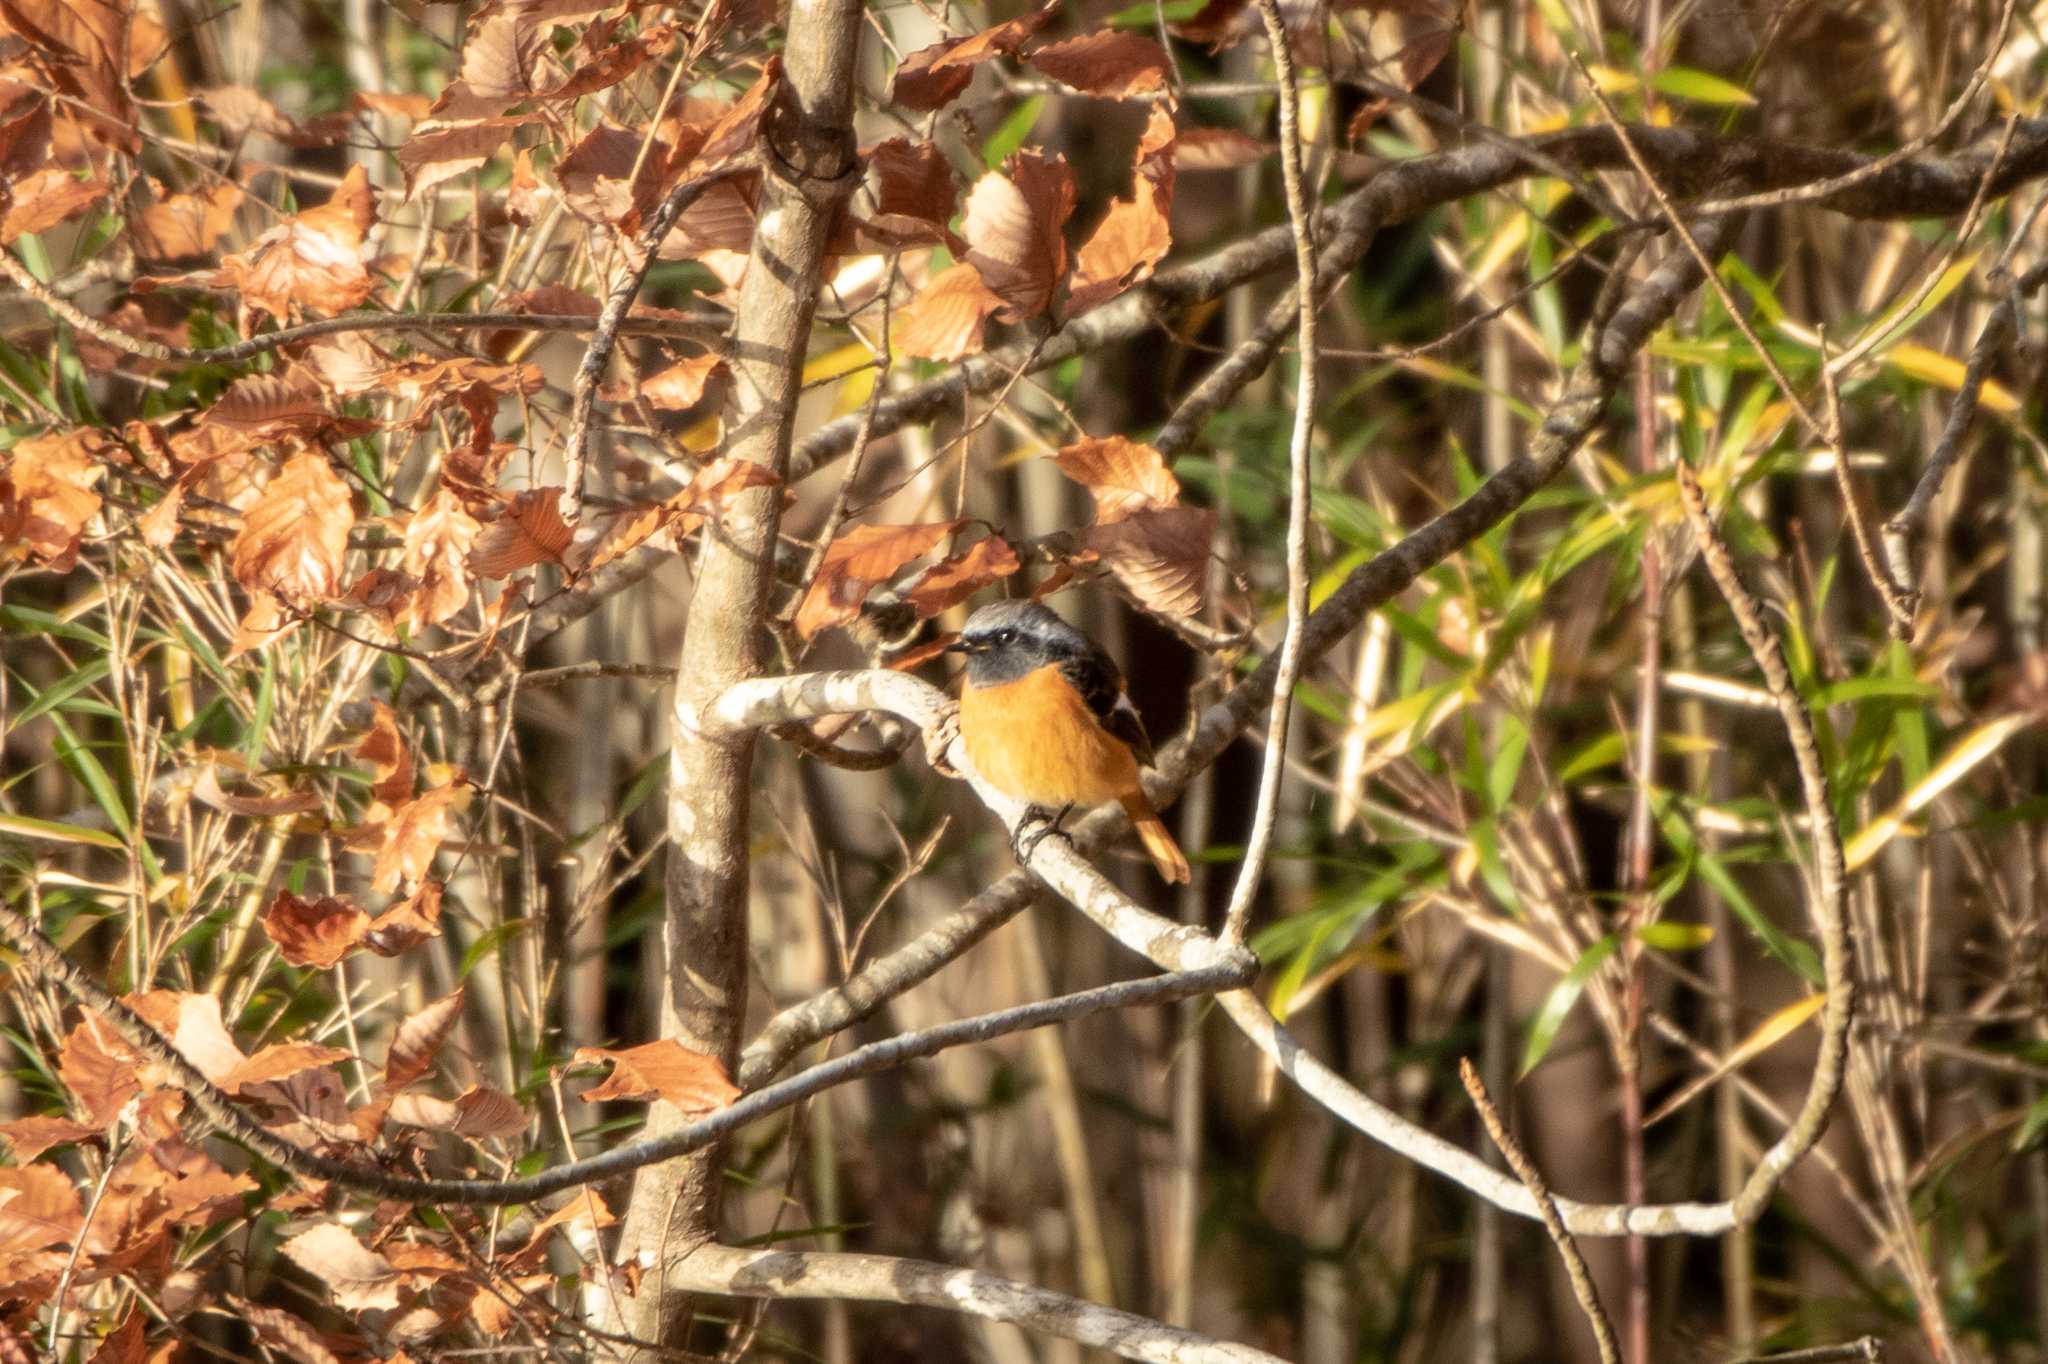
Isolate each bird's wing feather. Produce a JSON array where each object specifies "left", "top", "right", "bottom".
[{"left": 1059, "top": 650, "right": 1154, "bottom": 767}]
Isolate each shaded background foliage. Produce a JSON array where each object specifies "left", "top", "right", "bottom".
[{"left": 2, "top": 0, "right": 2047, "bottom": 1362}]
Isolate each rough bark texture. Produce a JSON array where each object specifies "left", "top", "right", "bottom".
[{"left": 604, "top": 3, "right": 863, "bottom": 1353}]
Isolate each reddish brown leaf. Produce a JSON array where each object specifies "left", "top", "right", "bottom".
[
  {"left": 84, "top": 1307, "right": 145, "bottom": 1364},
  {"left": 0, "top": 1164, "right": 82, "bottom": 1255},
  {"left": 905, "top": 534, "right": 1022, "bottom": 617},
  {"left": 217, "top": 164, "right": 375, "bottom": 322},
  {"left": 1083, "top": 504, "right": 1215, "bottom": 618},
  {"left": 201, "top": 369, "right": 339, "bottom": 437},
  {"left": 574, "top": 1040, "right": 739, "bottom": 1111},
  {"left": 262, "top": 890, "right": 370, "bottom": 968},
  {"left": 640, "top": 351, "right": 728, "bottom": 410},
  {"left": 355, "top": 700, "right": 415, "bottom": 807},
  {"left": 384, "top": 986, "right": 465, "bottom": 1091},
  {"left": 397, "top": 116, "right": 532, "bottom": 196},
  {"left": 868, "top": 137, "right": 957, "bottom": 226},
  {"left": 962, "top": 152, "right": 1075, "bottom": 319},
  {"left": 795, "top": 520, "right": 961, "bottom": 640},
  {"left": 894, "top": 261, "right": 1008, "bottom": 362},
  {"left": 223, "top": 1043, "right": 351, "bottom": 1094},
  {"left": 132, "top": 180, "right": 245, "bottom": 261},
  {"left": 365, "top": 878, "right": 445, "bottom": 956},
  {"left": 0, "top": 1114, "right": 98, "bottom": 1162},
  {"left": 1069, "top": 105, "right": 1176, "bottom": 315},
  {"left": 371, "top": 780, "right": 469, "bottom": 894},
  {"left": 280, "top": 1224, "right": 404, "bottom": 1313},
  {"left": 469, "top": 487, "right": 572, "bottom": 578},
  {"left": 230, "top": 452, "right": 354, "bottom": 604},
  {"left": 1025, "top": 31, "right": 1171, "bottom": 98},
  {"left": 401, "top": 488, "right": 481, "bottom": 629},
  {"left": 0, "top": 166, "right": 108, "bottom": 243},
  {"left": 891, "top": 1, "right": 1059, "bottom": 110},
  {"left": 0, "top": 428, "right": 108, "bottom": 567},
  {"left": 228, "top": 1297, "right": 344, "bottom": 1364},
  {"left": 451, "top": 1085, "right": 528, "bottom": 1138},
  {"left": 1172, "top": 127, "right": 1271, "bottom": 171},
  {"left": 127, "top": 990, "right": 245, "bottom": 1085},
  {"left": 1051, "top": 435, "right": 1182, "bottom": 520},
  {"left": 227, "top": 589, "right": 298, "bottom": 660},
  {"left": 58, "top": 1014, "right": 142, "bottom": 1128}
]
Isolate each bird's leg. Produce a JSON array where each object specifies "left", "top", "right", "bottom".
[{"left": 1013, "top": 803, "right": 1076, "bottom": 861}]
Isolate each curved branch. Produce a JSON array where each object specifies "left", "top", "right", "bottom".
[{"left": 666, "top": 1244, "right": 1290, "bottom": 1364}]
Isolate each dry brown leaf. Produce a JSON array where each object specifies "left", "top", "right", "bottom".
[
  {"left": 132, "top": 180, "right": 245, "bottom": 261},
  {"left": 795, "top": 520, "right": 961, "bottom": 640},
  {"left": 0, "top": 428, "right": 108, "bottom": 567},
  {"left": 227, "top": 589, "right": 298, "bottom": 660},
  {"left": 384, "top": 986, "right": 465, "bottom": 1091},
  {"left": 192, "top": 764, "right": 322, "bottom": 817},
  {"left": 355, "top": 701, "right": 416, "bottom": 807},
  {"left": 127, "top": 990, "right": 245, "bottom": 1085},
  {"left": 574, "top": 1040, "right": 739, "bottom": 1111},
  {"left": 222, "top": 1043, "right": 351, "bottom": 1094},
  {"left": 0, "top": 166, "right": 107, "bottom": 243},
  {"left": 0, "top": 1164, "right": 83, "bottom": 1255},
  {"left": 451, "top": 1085, "right": 527, "bottom": 1138},
  {"left": 401, "top": 488, "right": 482, "bottom": 629},
  {"left": 891, "top": 1, "right": 1059, "bottom": 110},
  {"left": 904, "top": 534, "right": 1022, "bottom": 617},
  {"left": 230, "top": 452, "right": 354, "bottom": 603},
  {"left": 468, "top": 487, "right": 572, "bottom": 578},
  {"left": 58, "top": 1014, "right": 143, "bottom": 1128},
  {"left": 868, "top": 137, "right": 957, "bottom": 227},
  {"left": 1069, "top": 105, "right": 1176, "bottom": 315},
  {"left": 280, "top": 1225, "right": 403, "bottom": 1313},
  {"left": 1172, "top": 127, "right": 1272, "bottom": 171},
  {"left": 1051, "top": 435, "right": 1182, "bottom": 520},
  {"left": 1025, "top": 31, "right": 1172, "bottom": 98},
  {"left": 1083, "top": 504, "right": 1215, "bottom": 618},
  {"left": 962, "top": 152, "right": 1075, "bottom": 319},
  {"left": 217, "top": 164, "right": 376, "bottom": 322},
  {"left": 262, "top": 890, "right": 370, "bottom": 968},
  {"left": 229, "top": 1297, "right": 344, "bottom": 1364},
  {"left": 397, "top": 116, "right": 532, "bottom": 196},
  {"left": 640, "top": 351, "right": 728, "bottom": 410},
  {"left": 365, "top": 877, "right": 445, "bottom": 956},
  {"left": 371, "top": 780, "right": 469, "bottom": 894},
  {"left": 894, "top": 261, "right": 1008, "bottom": 362},
  {"left": 0, "top": 1114, "right": 99, "bottom": 1163}
]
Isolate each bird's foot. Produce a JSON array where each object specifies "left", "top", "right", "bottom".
[{"left": 1013, "top": 804, "right": 1075, "bottom": 862}]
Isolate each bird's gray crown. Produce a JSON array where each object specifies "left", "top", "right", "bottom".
[{"left": 955, "top": 600, "right": 1091, "bottom": 686}]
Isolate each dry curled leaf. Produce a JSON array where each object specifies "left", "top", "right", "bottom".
[
  {"left": 262, "top": 890, "right": 370, "bottom": 968},
  {"left": 1083, "top": 504, "right": 1216, "bottom": 618},
  {"left": 1025, "top": 31, "right": 1171, "bottom": 98},
  {"left": 364, "top": 877, "right": 445, "bottom": 956},
  {"left": 384, "top": 987, "right": 465, "bottom": 1091},
  {"left": 574, "top": 1040, "right": 739, "bottom": 1111},
  {"left": 216, "top": 164, "right": 376, "bottom": 322},
  {"left": 371, "top": 779, "right": 470, "bottom": 894},
  {"left": 469, "top": 487, "right": 573, "bottom": 578},
  {"left": 0, "top": 429, "right": 108, "bottom": 568},
  {"left": 795, "top": 520, "right": 961, "bottom": 640},
  {"left": 905, "top": 534, "right": 1022, "bottom": 617},
  {"left": 1051, "top": 435, "right": 1183, "bottom": 520},
  {"left": 280, "top": 1225, "right": 403, "bottom": 1314},
  {"left": 961, "top": 151, "right": 1075, "bottom": 319},
  {"left": 223, "top": 1043, "right": 352, "bottom": 1094},
  {"left": 1068, "top": 105, "right": 1176, "bottom": 316},
  {"left": 890, "top": 1, "right": 1059, "bottom": 110},
  {"left": 355, "top": 700, "right": 415, "bottom": 807},
  {"left": 401, "top": 488, "right": 482, "bottom": 629},
  {"left": 132, "top": 179, "right": 245, "bottom": 261},
  {"left": 230, "top": 452, "right": 354, "bottom": 604},
  {"left": 640, "top": 351, "right": 728, "bottom": 409},
  {"left": 893, "top": 261, "right": 1008, "bottom": 362}
]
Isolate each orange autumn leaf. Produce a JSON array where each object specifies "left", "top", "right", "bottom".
[
  {"left": 57, "top": 1014, "right": 143, "bottom": 1130},
  {"left": 364, "top": 878, "right": 445, "bottom": 956},
  {"left": 641, "top": 351, "right": 728, "bottom": 409},
  {"left": 401, "top": 488, "right": 482, "bottom": 629},
  {"left": 133, "top": 179, "right": 246, "bottom": 261},
  {"left": 1025, "top": 31, "right": 1172, "bottom": 98},
  {"left": 961, "top": 151, "right": 1075, "bottom": 319},
  {"left": 894, "top": 262, "right": 1008, "bottom": 361},
  {"left": 372, "top": 779, "right": 469, "bottom": 894},
  {"left": 905, "top": 534, "right": 1022, "bottom": 617},
  {"left": 355, "top": 701, "right": 415, "bottom": 806},
  {"left": 795, "top": 520, "right": 961, "bottom": 640},
  {"left": 574, "top": 1040, "right": 739, "bottom": 1111},
  {"left": 1083, "top": 504, "right": 1215, "bottom": 618},
  {"left": 217, "top": 164, "right": 376, "bottom": 322},
  {"left": 223, "top": 1043, "right": 352, "bottom": 1094},
  {"left": 1051, "top": 435, "right": 1183, "bottom": 521},
  {"left": 383, "top": 987, "right": 465, "bottom": 1091},
  {"left": 1068, "top": 105, "right": 1177, "bottom": 316},
  {"left": 230, "top": 451, "right": 354, "bottom": 603},
  {"left": 0, "top": 429, "right": 109, "bottom": 567},
  {"left": 469, "top": 487, "right": 573, "bottom": 578},
  {"left": 262, "top": 889, "right": 370, "bottom": 968},
  {"left": 0, "top": 167, "right": 109, "bottom": 244}
]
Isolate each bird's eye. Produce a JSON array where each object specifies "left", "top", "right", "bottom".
[{"left": 996, "top": 628, "right": 1016, "bottom": 644}]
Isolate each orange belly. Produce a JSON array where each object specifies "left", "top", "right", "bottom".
[{"left": 960, "top": 665, "right": 1139, "bottom": 807}]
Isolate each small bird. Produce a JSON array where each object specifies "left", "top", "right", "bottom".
[{"left": 946, "top": 600, "right": 1190, "bottom": 884}]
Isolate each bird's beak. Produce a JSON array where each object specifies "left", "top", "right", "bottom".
[{"left": 940, "top": 635, "right": 970, "bottom": 655}]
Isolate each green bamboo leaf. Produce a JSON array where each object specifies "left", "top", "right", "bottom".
[
  {"left": 1521, "top": 934, "right": 1618, "bottom": 1076},
  {"left": 1650, "top": 66, "right": 1757, "bottom": 106}
]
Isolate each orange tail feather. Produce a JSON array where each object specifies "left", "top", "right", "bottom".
[{"left": 1120, "top": 792, "right": 1190, "bottom": 884}]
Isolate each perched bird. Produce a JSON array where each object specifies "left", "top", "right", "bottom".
[{"left": 946, "top": 600, "right": 1190, "bottom": 884}]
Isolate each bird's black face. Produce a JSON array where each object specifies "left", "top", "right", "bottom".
[{"left": 949, "top": 601, "right": 1088, "bottom": 686}]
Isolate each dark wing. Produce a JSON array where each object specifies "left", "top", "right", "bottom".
[{"left": 1058, "top": 648, "right": 1155, "bottom": 767}]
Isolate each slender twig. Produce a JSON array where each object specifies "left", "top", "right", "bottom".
[
  {"left": 1220, "top": 0, "right": 1318, "bottom": 948},
  {"left": 1459, "top": 1058, "right": 1621, "bottom": 1364},
  {"left": 1733, "top": 1340, "right": 1883, "bottom": 1364},
  {"left": 1817, "top": 328, "right": 1918, "bottom": 637},
  {"left": 559, "top": 163, "right": 751, "bottom": 521}
]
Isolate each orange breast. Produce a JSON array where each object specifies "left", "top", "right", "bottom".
[{"left": 960, "top": 664, "right": 1140, "bottom": 808}]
